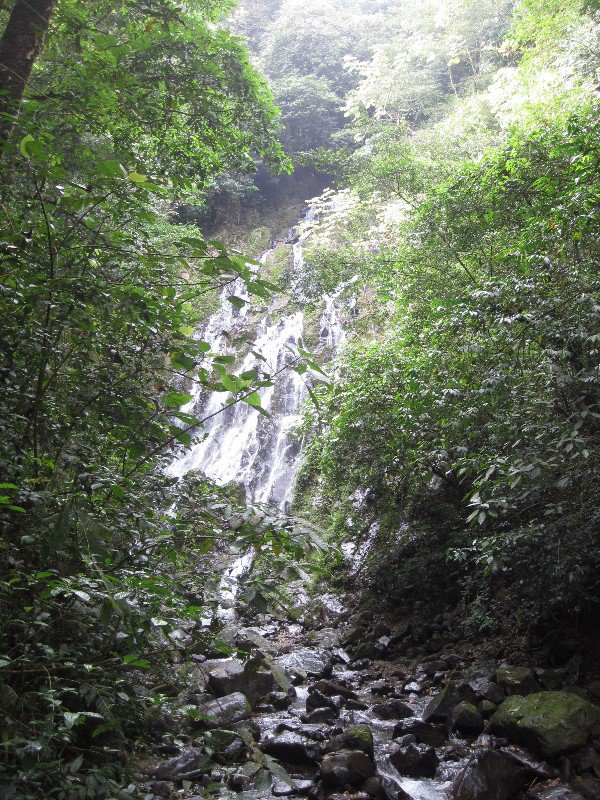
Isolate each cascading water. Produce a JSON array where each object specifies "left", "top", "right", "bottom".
[{"left": 168, "top": 205, "right": 348, "bottom": 512}]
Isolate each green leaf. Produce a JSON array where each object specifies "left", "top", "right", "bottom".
[{"left": 163, "top": 392, "right": 194, "bottom": 408}]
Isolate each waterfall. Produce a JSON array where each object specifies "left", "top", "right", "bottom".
[{"left": 168, "top": 205, "right": 348, "bottom": 511}]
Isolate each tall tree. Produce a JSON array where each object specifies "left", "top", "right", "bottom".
[{"left": 0, "top": 0, "right": 57, "bottom": 144}]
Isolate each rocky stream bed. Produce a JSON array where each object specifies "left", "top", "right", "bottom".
[{"left": 135, "top": 596, "right": 600, "bottom": 800}]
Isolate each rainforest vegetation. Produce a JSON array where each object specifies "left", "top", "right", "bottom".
[{"left": 0, "top": 0, "right": 598, "bottom": 798}]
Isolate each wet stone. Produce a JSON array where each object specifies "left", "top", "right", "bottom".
[
  {"left": 393, "top": 718, "right": 448, "bottom": 747},
  {"left": 372, "top": 699, "right": 413, "bottom": 721},
  {"left": 301, "top": 707, "right": 339, "bottom": 724},
  {"left": 389, "top": 743, "right": 438, "bottom": 778},
  {"left": 151, "top": 749, "right": 210, "bottom": 781},
  {"left": 278, "top": 649, "right": 333, "bottom": 681},
  {"left": 320, "top": 749, "right": 376, "bottom": 786},
  {"left": 262, "top": 731, "right": 321, "bottom": 764},
  {"left": 198, "top": 691, "right": 251, "bottom": 726},
  {"left": 452, "top": 748, "right": 538, "bottom": 800}
]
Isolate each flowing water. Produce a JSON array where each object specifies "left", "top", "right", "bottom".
[{"left": 168, "top": 205, "right": 347, "bottom": 511}]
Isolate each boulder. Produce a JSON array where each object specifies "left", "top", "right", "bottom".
[
  {"left": 495, "top": 666, "right": 541, "bottom": 697},
  {"left": 262, "top": 731, "right": 321, "bottom": 764},
  {"left": 389, "top": 744, "right": 438, "bottom": 778},
  {"left": 320, "top": 749, "right": 376, "bottom": 786},
  {"left": 480, "top": 683, "right": 506, "bottom": 706},
  {"left": 307, "top": 689, "right": 339, "bottom": 713},
  {"left": 372, "top": 699, "right": 413, "bottom": 721},
  {"left": 490, "top": 692, "right": 600, "bottom": 760},
  {"left": 301, "top": 708, "right": 339, "bottom": 724},
  {"left": 152, "top": 749, "right": 211, "bottom": 781},
  {"left": 278, "top": 649, "right": 333, "bottom": 681},
  {"left": 452, "top": 748, "right": 534, "bottom": 800},
  {"left": 199, "top": 692, "right": 251, "bottom": 726},
  {"left": 312, "top": 679, "right": 358, "bottom": 700},
  {"left": 451, "top": 702, "right": 484, "bottom": 736},
  {"left": 422, "top": 684, "right": 464, "bottom": 723},
  {"left": 323, "top": 725, "right": 375, "bottom": 759},
  {"left": 392, "top": 719, "right": 447, "bottom": 747},
  {"left": 272, "top": 778, "right": 314, "bottom": 797},
  {"left": 204, "top": 658, "right": 275, "bottom": 706}
]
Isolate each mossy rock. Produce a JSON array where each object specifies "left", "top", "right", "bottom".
[
  {"left": 489, "top": 691, "right": 600, "bottom": 759},
  {"left": 343, "top": 724, "right": 375, "bottom": 758},
  {"left": 451, "top": 701, "right": 484, "bottom": 735}
]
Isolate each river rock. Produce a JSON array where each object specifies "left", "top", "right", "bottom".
[
  {"left": 452, "top": 748, "right": 535, "bottom": 800},
  {"left": 198, "top": 692, "right": 251, "bottom": 726},
  {"left": 302, "top": 707, "right": 339, "bottom": 724},
  {"left": 422, "top": 684, "right": 464, "bottom": 723},
  {"left": 152, "top": 749, "right": 211, "bottom": 781},
  {"left": 451, "top": 702, "right": 484, "bottom": 736},
  {"left": 372, "top": 699, "right": 413, "bottom": 720},
  {"left": 272, "top": 778, "right": 314, "bottom": 797},
  {"left": 392, "top": 718, "right": 448, "bottom": 747},
  {"left": 278, "top": 649, "right": 333, "bottom": 681},
  {"left": 389, "top": 744, "right": 438, "bottom": 778},
  {"left": 323, "top": 725, "right": 375, "bottom": 759},
  {"left": 204, "top": 658, "right": 275, "bottom": 706},
  {"left": 320, "top": 749, "right": 376, "bottom": 786},
  {"left": 312, "top": 679, "right": 358, "bottom": 700},
  {"left": 262, "top": 731, "right": 321, "bottom": 764},
  {"left": 307, "top": 688, "right": 339, "bottom": 713},
  {"left": 495, "top": 666, "right": 541, "bottom": 697},
  {"left": 490, "top": 692, "right": 600, "bottom": 759},
  {"left": 480, "top": 683, "right": 506, "bottom": 705}
]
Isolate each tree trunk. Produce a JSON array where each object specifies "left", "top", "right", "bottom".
[{"left": 0, "top": 0, "right": 57, "bottom": 146}]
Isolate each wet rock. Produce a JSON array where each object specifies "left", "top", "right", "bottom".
[
  {"left": 404, "top": 682, "right": 423, "bottom": 694},
  {"left": 332, "top": 648, "right": 352, "bottom": 665},
  {"left": 320, "top": 749, "right": 376, "bottom": 786},
  {"left": 204, "top": 728, "right": 248, "bottom": 764},
  {"left": 452, "top": 748, "right": 534, "bottom": 800},
  {"left": 347, "top": 699, "right": 370, "bottom": 711},
  {"left": 278, "top": 649, "right": 333, "bottom": 681},
  {"left": 269, "top": 691, "right": 293, "bottom": 710},
  {"left": 527, "top": 781, "right": 587, "bottom": 800},
  {"left": 490, "top": 692, "right": 600, "bottom": 759},
  {"left": 577, "top": 775, "right": 600, "bottom": 800},
  {"left": 395, "top": 734, "right": 417, "bottom": 747},
  {"left": 451, "top": 702, "right": 485, "bottom": 736},
  {"left": 301, "top": 707, "right": 339, "bottom": 724},
  {"left": 479, "top": 700, "right": 498, "bottom": 718},
  {"left": 256, "top": 703, "right": 277, "bottom": 713},
  {"left": 372, "top": 699, "right": 413, "bottom": 721},
  {"left": 371, "top": 680, "right": 394, "bottom": 696},
  {"left": 375, "top": 636, "right": 393, "bottom": 657},
  {"left": 152, "top": 749, "right": 210, "bottom": 781},
  {"left": 323, "top": 725, "right": 375, "bottom": 759},
  {"left": 307, "top": 689, "right": 339, "bottom": 713},
  {"left": 312, "top": 680, "right": 358, "bottom": 700},
  {"left": 393, "top": 719, "right": 448, "bottom": 747},
  {"left": 495, "top": 666, "right": 541, "bottom": 697},
  {"left": 389, "top": 743, "right": 438, "bottom": 778},
  {"left": 480, "top": 683, "right": 506, "bottom": 705},
  {"left": 351, "top": 659, "right": 372, "bottom": 671},
  {"left": 198, "top": 692, "right": 251, "bottom": 726},
  {"left": 262, "top": 731, "right": 320, "bottom": 764},
  {"left": 204, "top": 658, "right": 275, "bottom": 706},
  {"left": 272, "top": 778, "right": 313, "bottom": 796},
  {"left": 441, "top": 744, "right": 471, "bottom": 762},
  {"left": 422, "top": 684, "right": 461, "bottom": 722},
  {"left": 361, "top": 776, "right": 384, "bottom": 798}
]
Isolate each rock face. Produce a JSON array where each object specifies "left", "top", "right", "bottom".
[
  {"left": 204, "top": 658, "right": 275, "bottom": 706},
  {"left": 198, "top": 692, "right": 251, "bottom": 726},
  {"left": 422, "top": 683, "right": 476, "bottom": 723},
  {"left": 452, "top": 748, "right": 535, "bottom": 800},
  {"left": 489, "top": 692, "right": 600, "bottom": 759},
  {"left": 389, "top": 743, "right": 439, "bottom": 778},
  {"left": 320, "top": 749, "right": 376, "bottom": 786}
]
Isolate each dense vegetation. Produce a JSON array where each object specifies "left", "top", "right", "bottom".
[{"left": 0, "top": 0, "right": 598, "bottom": 797}]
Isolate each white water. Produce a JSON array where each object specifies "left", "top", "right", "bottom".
[{"left": 167, "top": 205, "right": 348, "bottom": 511}]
